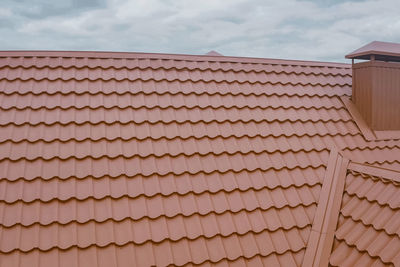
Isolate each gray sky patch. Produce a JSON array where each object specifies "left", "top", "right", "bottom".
[{"left": 0, "top": 0, "right": 399, "bottom": 62}]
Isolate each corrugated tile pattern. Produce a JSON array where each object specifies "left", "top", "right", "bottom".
[
  {"left": 0, "top": 53, "right": 399, "bottom": 266},
  {"left": 330, "top": 170, "right": 400, "bottom": 266}
]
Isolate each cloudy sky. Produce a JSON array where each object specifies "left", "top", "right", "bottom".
[{"left": 1, "top": 0, "right": 399, "bottom": 62}]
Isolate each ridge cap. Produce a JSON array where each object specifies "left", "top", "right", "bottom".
[{"left": 302, "top": 148, "right": 349, "bottom": 267}]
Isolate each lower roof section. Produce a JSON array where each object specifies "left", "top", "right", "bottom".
[
  {"left": 0, "top": 166, "right": 322, "bottom": 267},
  {"left": 330, "top": 162, "right": 400, "bottom": 266},
  {"left": 299, "top": 150, "right": 400, "bottom": 267}
]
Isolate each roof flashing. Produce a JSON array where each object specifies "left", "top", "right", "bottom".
[{"left": 341, "top": 96, "right": 400, "bottom": 141}]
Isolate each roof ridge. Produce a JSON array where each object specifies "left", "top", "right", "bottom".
[
  {"left": 0, "top": 50, "right": 350, "bottom": 68},
  {"left": 302, "top": 148, "right": 349, "bottom": 267},
  {"left": 348, "top": 162, "right": 400, "bottom": 182}
]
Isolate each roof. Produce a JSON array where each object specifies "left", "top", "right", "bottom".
[
  {"left": 0, "top": 50, "right": 399, "bottom": 267},
  {"left": 330, "top": 162, "right": 400, "bottom": 266},
  {"left": 345, "top": 41, "right": 400, "bottom": 62}
]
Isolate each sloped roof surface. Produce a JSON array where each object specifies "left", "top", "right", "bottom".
[
  {"left": 330, "top": 165, "right": 400, "bottom": 266},
  {"left": 0, "top": 51, "right": 399, "bottom": 266}
]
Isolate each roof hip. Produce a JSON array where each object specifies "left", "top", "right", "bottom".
[{"left": 302, "top": 148, "right": 349, "bottom": 267}]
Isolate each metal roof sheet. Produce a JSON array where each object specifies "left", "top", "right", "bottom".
[
  {"left": 330, "top": 162, "right": 400, "bottom": 266},
  {"left": 0, "top": 51, "right": 399, "bottom": 266}
]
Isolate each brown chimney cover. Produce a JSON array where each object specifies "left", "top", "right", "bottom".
[
  {"left": 346, "top": 41, "right": 400, "bottom": 62},
  {"left": 347, "top": 41, "right": 400, "bottom": 131}
]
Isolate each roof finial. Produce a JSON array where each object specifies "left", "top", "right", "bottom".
[{"left": 205, "top": 50, "right": 223, "bottom": 56}]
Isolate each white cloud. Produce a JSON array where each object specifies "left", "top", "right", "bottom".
[
  {"left": 1, "top": 0, "right": 400, "bottom": 62},
  {"left": 0, "top": 8, "right": 13, "bottom": 17}
]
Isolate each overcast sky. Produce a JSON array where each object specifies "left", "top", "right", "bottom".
[{"left": 1, "top": 0, "right": 399, "bottom": 62}]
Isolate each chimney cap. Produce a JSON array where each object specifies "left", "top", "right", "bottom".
[{"left": 345, "top": 41, "right": 400, "bottom": 62}]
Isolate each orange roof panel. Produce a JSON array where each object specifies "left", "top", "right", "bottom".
[
  {"left": 330, "top": 164, "right": 400, "bottom": 266},
  {"left": 0, "top": 51, "right": 399, "bottom": 266}
]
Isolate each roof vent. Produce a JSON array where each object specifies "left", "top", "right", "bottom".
[
  {"left": 205, "top": 50, "right": 223, "bottom": 56},
  {"left": 346, "top": 41, "right": 400, "bottom": 131}
]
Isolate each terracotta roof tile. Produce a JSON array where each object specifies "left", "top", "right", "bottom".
[
  {"left": 330, "top": 167, "right": 400, "bottom": 266},
  {"left": 330, "top": 240, "right": 390, "bottom": 267},
  {"left": 0, "top": 230, "right": 307, "bottom": 267},
  {"left": 0, "top": 51, "right": 399, "bottom": 266}
]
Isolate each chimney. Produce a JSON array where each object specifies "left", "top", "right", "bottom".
[{"left": 346, "top": 41, "right": 400, "bottom": 131}]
